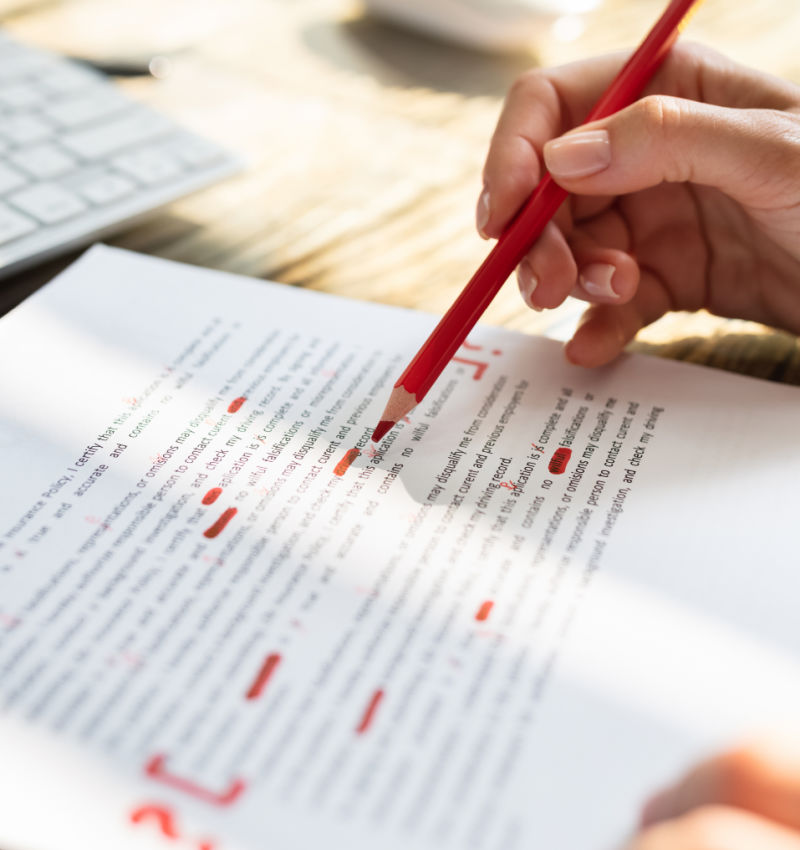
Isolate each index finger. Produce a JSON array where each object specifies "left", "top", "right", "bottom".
[
  {"left": 481, "top": 50, "right": 630, "bottom": 239},
  {"left": 641, "top": 743, "right": 800, "bottom": 834},
  {"left": 480, "top": 41, "right": 798, "bottom": 238}
]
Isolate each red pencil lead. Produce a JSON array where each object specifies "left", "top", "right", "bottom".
[
  {"left": 370, "top": 0, "right": 701, "bottom": 444},
  {"left": 371, "top": 386, "right": 418, "bottom": 442},
  {"left": 371, "top": 420, "right": 394, "bottom": 442}
]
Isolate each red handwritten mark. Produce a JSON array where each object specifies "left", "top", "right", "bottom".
[
  {"left": 0, "top": 613, "right": 20, "bottom": 628},
  {"left": 130, "top": 804, "right": 180, "bottom": 839},
  {"left": 365, "top": 444, "right": 379, "bottom": 460},
  {"left": 475, "top": 600, "right": 494, "bottom": 622},
  {"left": 227, "top": 396, "right": 246, "bottom": 413},
  {"left": 130, "top": 804, "right": 217, "bottom": 849},
  {"left": 85, "top": 515, "right": 111, "bottom": 530},
  {"left": 203, "top": 507, "right": 237, "bottom": 539},
  {"left": 145, "top": 754, "right": 246, "bottom": 806},
  {"left": 531, "top": 442, "right": 545, "bottom": 453},
  {"left": 116, "top": 651, "right": 144, "bottom": 669},
  {"left": 548, "top": 447, "right": 572, "bottom": 475},
  {"left": 245, "top": 653, "right": 281, "bottom": 700},
  {"left": 356, "top": 689, "right": 384, "bottom": 734},
  {"left": 499, "top": 481, "right": 517, "bottom": 491},
  {"left": 334, "top": 448, "right": 360, "bottom": 477},
  {"left": 452, "top": 356, "right": 489, "bottom": 380},
  {"left": 202, "top": 487, "right": 222, "bottom": 505},
  {"left": 461, "top": 339, "right": 502, "bottom": 356}
]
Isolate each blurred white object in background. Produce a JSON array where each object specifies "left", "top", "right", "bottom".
[{"left": 361, "top": 0, "right": 603, "bottom": 52}]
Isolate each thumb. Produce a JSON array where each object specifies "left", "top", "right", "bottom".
[
  {"left": 641, "top": 742, "right": 800, "bottom": 833},
  {"left": 542, "top": 95, "right": 799, "bottom": 209}
]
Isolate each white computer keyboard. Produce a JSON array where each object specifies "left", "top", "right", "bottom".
[{"left": 0, "top": 31, "right": 240, "bottom": 278}]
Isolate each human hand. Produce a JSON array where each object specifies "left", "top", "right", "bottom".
[
  {"left": 479, "top": 43, "right": 800, "bottom": 367},
  {"left": 628, "top": 742, "right": 800, "bottom": 849}
]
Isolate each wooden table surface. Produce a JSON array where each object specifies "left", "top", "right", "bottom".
[{"left": 2, "top": 0, "right": 800, "bottom": 384}]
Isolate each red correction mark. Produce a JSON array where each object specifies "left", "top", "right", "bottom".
[
  {"left": 334, "top": 448, "right": 360, "bottom": 477},
  {"left": 203, "top": 507, "right": 237, "bottom": 539},
  {"left": 130, "top": 804, "right": 217, "bottom": 849},
  {"left": 227, "top": 396, "right": 246, "bottom": 413},
  {"left": 452, "top": 357, "right": 490, "bottom": 380},
  {"left": 461, "top": 339, "right": 502, "bottom": 356},
  {"left": 245, "top": 653, "right": 281, "bottom": 700},
  {"left": 548, "top": 447, "right": 572, "bottom": 475},
  {"left": 145, "top": 754, "right": 246, "bottom": 806},
  {"left": 475, "top": 600, "right": 494, "bottom": 622},
  {"left": 454, "top": 340, "right": 503, "bottom": 379},
  {"left": 356, "top": 689, "right": 384, "bottom": 735},
  {"left": 130, "top": 804, "right": 180, "bottom": 839},
  {"left": 202, "top": 487, "right": 222, "bottom": 505}
]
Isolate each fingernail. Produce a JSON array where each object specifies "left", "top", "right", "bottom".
[
  {"left": 544, "top": 129, "right": 610, "bottom": 178},
  {"left": 516, "top": 260, "right": 542, "bottom": 311},
  {"left": 476, "top": 187, "right": 490, "bottom": 238},
  {"left": 640, "top": 788, "right": 674, "bottom": 829},
  {"left": 579, "top": 263, "right": 618, "bottom": 299}
]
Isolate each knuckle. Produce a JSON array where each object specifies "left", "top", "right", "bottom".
[
  {"left": 508, "top": 68, "right": 548, "bottom": 101},
  {"left": 711, "top": 746, "right": 767, "bottom": 803},
  {"left": 757, "top": 109, "right": 800, "bottom": 166},
  {"left": 633, "top": 95, "right": 693, "bottom": 182},
  {"left": 676, "top": 805, "right": 741, "bottom": 850}
]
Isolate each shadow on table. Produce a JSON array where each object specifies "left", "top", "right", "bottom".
[
  {"left": 630, "top": 332, "right": 800, "bottom": 386},
  {"left": 302, "top": 14, "right": 538, "bottom": 97}
]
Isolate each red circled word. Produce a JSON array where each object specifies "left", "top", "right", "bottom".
[
  {"left": 203, "top": 507, "right": 237, "bottom": 539},
  {"left": 202, "top": 487, "right": 222, "bottom": 505},
  {"left": 356, "top": 689, "right": 384, "bottom": 734},
  {"left": 548, "top": 447, "right": 572, "bottom": 475},
  {"left": 245, "top": 653, "right": 281, "bottom": 701},
  {"left": 475, "top": 600, "right": 494, "bottom": 622},
  {"left": 333, "top": 448, "right": 360, "bottom": 477}
]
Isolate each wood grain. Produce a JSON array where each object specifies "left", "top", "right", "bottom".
[{"left": 1, "top": 0, "right": 798, "bottom": 383}]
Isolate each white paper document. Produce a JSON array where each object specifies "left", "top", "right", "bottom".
[{"left": 2, "top": 245, "right": 800, "bottom": 850}]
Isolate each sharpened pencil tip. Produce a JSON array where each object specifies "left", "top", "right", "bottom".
[{"left": 371, "top": 420, "right": 394, "bottom": 442}]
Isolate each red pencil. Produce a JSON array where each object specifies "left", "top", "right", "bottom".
[{"left": 371, "top": 0, "right": 703, "bottom": 443}]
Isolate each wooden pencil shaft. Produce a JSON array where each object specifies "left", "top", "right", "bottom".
[{"left": 393, "top": 0, "right": 699, "bottom": 406}]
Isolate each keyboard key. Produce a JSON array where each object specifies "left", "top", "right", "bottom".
[
  {"left": 0, "top": 113, "right": 54, "bottom": 144},
  {"left": 74, "top": 171, "right": 136, "bottom": 205},
  {"left": 10, "top": 144, "right": 76, "bottom": 179},
  {"left": 9, "top": 183, "right": 87, "bottom": 224},
  {"left": 0, "top": 51, "right": 53, "bottom": 83},
  {"left": 0, "top": 202, "right": 37, "bottom": 244},
  {"left": 0, "top": 81, "right": 48, "bottom": 109},
  {"left": 162, "top": 136, "right": 224, "bottom": 168},
  {"left": 61, "top": 110, "right": 171, "bottom": 160},
  {"left": 35, "top": 63, "right": 103, "bottom": 94},
  {"left": 0, "top": 162, "right": 27, "bottom": 194},
  {"left": 112, "top": 148, "right": 183, "bottom": 185},
  {"left": 44, "top": 89, "right": 132, "bottom": 129}
]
